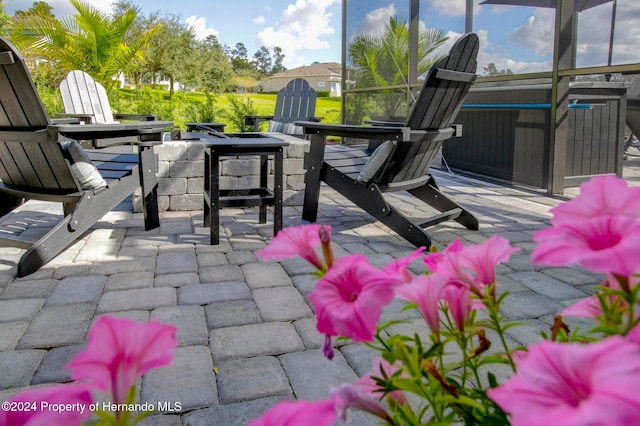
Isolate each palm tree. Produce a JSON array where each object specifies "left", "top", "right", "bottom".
[
  {"left": 11, "top": 0, "right": 154, "bottom": 91},
  {"left": 348, "top": 16, "right": 447, "bottom": 117}
]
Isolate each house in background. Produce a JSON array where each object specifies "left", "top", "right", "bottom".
[{"left": 259, "top": 62, "right": 343, "bottom": 96}]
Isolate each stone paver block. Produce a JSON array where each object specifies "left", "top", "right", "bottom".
[
  {"left": 205, "top": 300, "right": 261, "bottom": 329},
  {"left": 105, "top": 271, "right": 154, "bottom": 291},
  {"left": 0, "top": 349, "right": 46, "bottom": 388},
  {"left": 241, "top": 263, "right": 292, "bottom": 289},
  {"left": 155, "top": 272, "right": 200, "bottom": 288},
  {"left": 542, "top": 267, "right": 603, "bottom": 286},
  {"left": 178, "top": 282, "right": 251, "bottom": 306},
  {"left": 499, "top": 291, "right": 564, "bottom": 320},
  {"left": 291, "top": 274, "right": 317, "bottom": 296},
  {"left": 151, "top": 305, "right": 208, "bottom": 346},
  {"left": 199, "top": 265, "right": 244, "bottom": 283},
  {"left": 509, "top": 271, "right": 588, "bottom": 299},
  {"left": 279, "top": 350, "right": 359, "bottom": 400},
  {"left": 0, "top": 299, "right": 45, "bottom": 323},
  {"left": 225, "top": 251, "right": 257, "bottom": 265},
  {"left": 196, "top": 253, "right": 228, "bottom": 267},
  {"left": 216, "top": 356, "right": 292, "bottom": 403},
  {"left": 210, "top": 322, "right": 304, "bottom": 361},
  {"left": 182, "top": 397, "right": 284, "bottom": 426},
  {"left": 142, "top": 346, "right": 218, "bottom": 412},
  {"left": 18, "top": 303, "right": 96, "bottom": 349},
  {"left": 31, "top": 344, "right": 85, "bottom": 384},
  {"left": 0, "top": 279, "right": 57, "bottom": 299},
  {"left": 253, "top": 286, "right": 312, "bottom": 322},
  {"left": 293, "top": 318, "right": 323, "bottom": 350},
  {"left": 45, "top": 275, "right": 106, "bottom": 306},
  {"left": 97, "top": 288, "right": 176, "bottom": 313},
  {"left": 0, "top": 322, "right": 29, "bottom": 351},
  {"left": 156, "top": 250, "right": 198, "bottom": 275},
  {"left": 90, "top": 257, "right": 157, "bottom": 275},
  {"left": 340, "top": 343, "right": 381, "bottom": 377},
  {"left": 137, "top": 414, "right": 182, "bottom": 426}
]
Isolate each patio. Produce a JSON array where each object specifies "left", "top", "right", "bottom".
[{"left": 1, "top": 153, "right": 634, "bottom": 424}]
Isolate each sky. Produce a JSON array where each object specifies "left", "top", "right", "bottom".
[{"left": 4, "top": 0, "right": 639, "bottom": 74}]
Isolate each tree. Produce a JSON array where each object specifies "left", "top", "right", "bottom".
[
  {"left": 272, "top": 46, "right": 287, "bottom": 74},
  {"left": 348, "top": 16, "right": 447, "bottom": 117},
  {"left": 0, "top": 2, "right": 9, "bottom": 36},
  {"left": 252, "top": 46, "right": 272, "bottom": 77},
  {"left": 10, "top": 0, "right": 152, "bottom": 91},
  {"left": 142, "top": 13, "right": 196, "bottom": 96},
  {"left": 197, "top": 35, "right": 234, "bottom": 93},
  {"left": 14, "top": 1, "right": 54, "bottom": 19},
  {"left": 229, "top": 42, "right": 251, "bottom": 73},
  {"left": 483, "top": 63, "right": 514, "bottom": 76}
]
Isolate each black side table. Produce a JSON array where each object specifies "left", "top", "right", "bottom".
[{"left": 202, "top": 136, "right": 289, "bottom": 244}]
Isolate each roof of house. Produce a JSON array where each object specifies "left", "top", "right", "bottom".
[{"left": 270, "top": 62, "right": 341, "bottom": 79}]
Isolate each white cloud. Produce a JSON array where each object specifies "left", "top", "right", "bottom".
[
  {"left": 185, "top": 16, "right": 219, "bottom": 41},
  {"left": 507, "top": 9, "right": 555, "bottom": 57},
  {"left": 436, "top": 30, "right": 551, "bottom": 75},
  {"left": 427, "top": 0, "right": 482, "bottom": 18},
  {"left": 5, "top": 0, "right": 112, "bottom": 16},
  {"left": 256, "top": 0, "right": 339, "bottom": 67},
  {"left": 254, "top": 16, "right": 266, "bottom": 24},
  {"left": 357, "top": 4, "right": 397, "bottom": 37}
]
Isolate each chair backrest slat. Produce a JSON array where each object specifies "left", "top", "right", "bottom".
[
  {"left": 273, "top": 78, "right": 317, "bottom": 123},
  {"left": 0, "top": 38, "right": 79, "bottom": 192},
  {"left": 60, "top": 70, "right": 114, "bottom": 124},
  {"left": 377, "top": 33, "right": 479, "bottom": 185}
]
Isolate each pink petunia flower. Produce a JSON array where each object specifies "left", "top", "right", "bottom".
[
  {"left": 395, "top": 274, "right": 448, "bottom": 336},
  {"left": 257, "top": 224, "right": 330, "bottom": 270},
  {"left": 248, "top": 398, "right": 337, "bottom": 426},
  {"left": 532, "top": 215, "right": 640, "bottom": 276},
  {"left": 458, "top": 237, "right": 520, "bottom": 288},
  {"left": 329, "top": 383, "right": 393, "bottom": 425},
  {"left": 488, "top": 337, "right": 640, "bottom": 426},
  {"left": 66, "top": 316, "right": 178, "bottom": 405},
  {"left": 627, "top": 323, "right": 640, "bottom": 346},
  {"left": 0, "top": 384, "right": 93, "bottom": 426},
  {"left": 308, "top": 254, "right": 400, "bottom": 358},
  {"left": 550, "top": 175, "right": 640, "bottom": 225},
  {"left": 423, "top": 239, "right": 464, "bottom": 273},
  {"left": 440, "top": 284, "right": 484, "bottom": 332},
  {"left": 562, "top": 296, "right": 603, "bottom": 319},
  {"left": 356, "top": 357, "right": 407, "bottom": 404},
  {"left": 383, "top": 247, "right": 426, "bottom": 283}
]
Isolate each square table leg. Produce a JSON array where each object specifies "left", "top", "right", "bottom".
[
  {"left": 210, "top": 150, "right": 220, "bottom": 245},
  {"left": 274, "top": 148, "right": 283, "bottom": 235},
  {"left": 259, "top": 154, "right": 268, "bottom": 224}
]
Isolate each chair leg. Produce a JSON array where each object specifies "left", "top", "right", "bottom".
[
  {"left": 302, "top": 134, "right": 326, "bottom": 222},
  {"left": 138, "top": 145, "right": 160, "bottom": 230},
  {"left": 408, "top": 175, "right": 479, "bottom": 230},
  {"left": 322, "top": 169, "right": 432, "bottom": 248}
]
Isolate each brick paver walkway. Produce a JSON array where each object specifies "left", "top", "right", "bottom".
[{"left": 0, "top": 162, "right": 630, "bottom": 425}]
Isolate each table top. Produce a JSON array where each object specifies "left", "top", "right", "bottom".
[{"left": 200, "top": 134, "right": 289, "bottom": 149}]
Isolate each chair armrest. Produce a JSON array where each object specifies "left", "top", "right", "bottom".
[
  {"left": 113, "top": 113, "right": 158, "bottom": 121},
  {"left": 364, "top": 119, "right": 405, "bottom": 127},
  {"left": 51, "top": 117, "right": 81, "bottom": 125},
  {"left": 244, "top": 115, "right": 274, "bottom": 125},
  {"left": 294, "top": 121, "right": 411, "bottom": 141},
  {"left": 52, "top": 121, "right": 174, "bottom": 147},
  {"left": 55, "top": 112, "right": 94, "bottom": 124}
]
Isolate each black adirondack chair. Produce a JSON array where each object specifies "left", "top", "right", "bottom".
[
  {"left": 296, "top": 33, "right": 480, "bottom": 248},
  {"left": 0, "top": 37, "right": 173, "bottom": 277},
  {"left": 245, "top": 78, "right": 321, "bottom": 133}
]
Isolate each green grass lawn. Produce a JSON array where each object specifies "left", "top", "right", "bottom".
[{"left": 113, "top": 89, "right": 342, "bottom": 131}]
